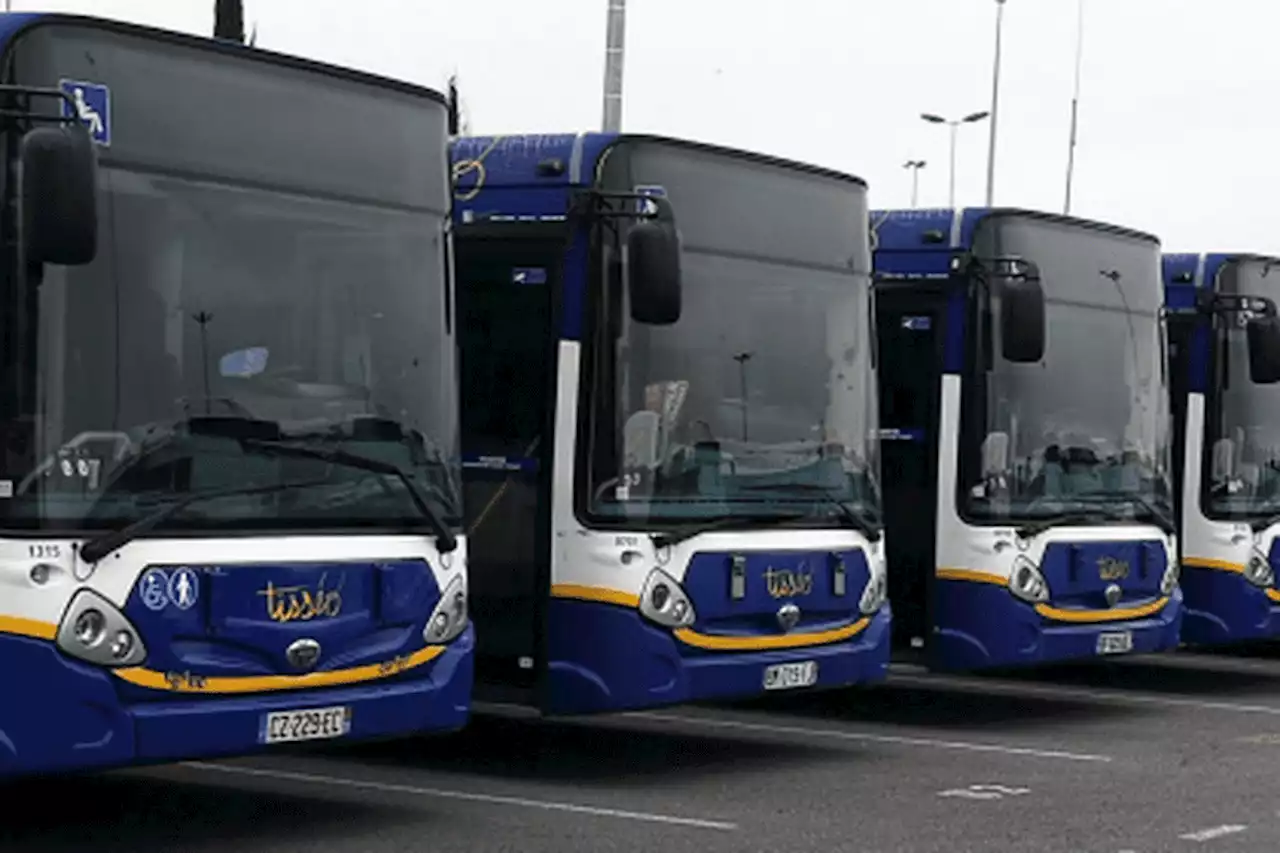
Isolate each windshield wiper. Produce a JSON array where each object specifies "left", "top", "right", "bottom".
[
  {"left": 1074, "top": 490, "right": 1177, "bottom": 534},
  {"left": 239, "top": 438, "right": 458, "bottom": 552},
  {"left": 79, "top": 477, "right": 334, "bottom": 564},
  {"left": 738, "top": 483, "right": 883, "bottom": 542},
  {"left": 79, "top": 439, "right": 458, "bottom": 565},
  {"left": 1016, "top": 507, "right": 1163, "bottom": 540},
  {"left": 1249, "top": 511, "right": 1280, "bottom": 533},
  {"left": 651, "top": 512, "right": 811, "bottom": 550}
]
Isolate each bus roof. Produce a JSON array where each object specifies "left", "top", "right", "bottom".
[
  {"left": 0, "top": 12, "right": 444, "bottom": 103},
  {"left": 870, "top": 207, "right": 1159, "bottom": 253},
  {"left": 1163, "top": 252, "right": 1280, "bottom": 310},
  {"left": 452, "top": 132, "right": 869, "bottom": 189},
  {"left": 450, "top": 132, "right": 868, "bottom": 222}
]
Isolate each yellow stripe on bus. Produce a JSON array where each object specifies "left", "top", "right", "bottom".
[
  {"left": 112, "top": 644, "right": 446, "bottom": 694},
  {"left": 674, "top": 618, "right": 871, "bottom": 651},
  {"left": 0, "top": 614, "right": 57, "bottom": 641}
]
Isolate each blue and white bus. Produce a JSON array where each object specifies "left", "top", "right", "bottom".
[
  {"left": 0, "top": 14, "right": 471, "bottom": 777},
  {"left": 871, "top": 208, "right": 1183, "bottom": 670},
  {"left": 451, "top": 133, "right": 891, "bottom": 714},
  {"left": 1164, "top": 252, "right": 1280, "bottom": 646}
]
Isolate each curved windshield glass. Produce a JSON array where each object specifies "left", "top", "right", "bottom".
[
  {"left": 1204, "top": 258, "right": 1280, "bottom": 519},
  {"left": 585, "top": 140, "right": 880, "bottom": 527},
  {"left": 965, "top": 215, "right": 1173, "bottom": 523},
  {"left": 0, "top": 168, "right": 460, "bottom": 531}
]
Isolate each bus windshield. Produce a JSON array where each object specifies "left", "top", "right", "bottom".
[
  {"left": 1205, "top": 257, "right": 1280, "bottom": 520},
  {"left": 966, "top": 214, "right": 1173, "bottom": 524},
  {"left": 585, "top": 140, "right": 880, "bottom": 527},
  {"left": 0, "top": 168, "right": 460, "bottom": 532}
]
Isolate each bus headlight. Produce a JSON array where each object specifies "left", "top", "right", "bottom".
[
  {"left": 423, "top": 575, "right": 468, "bottom": 644},
  {"left": 1160, "top": 560, "right": 1182, "bottom": 595},
  {"left": 639, "top": 568, "right": 697, "bottom": 629},
  {"left": 1245, "top": 551, "right": 1274, "bottom": 589},
  {"left": 56, "top": 588, "right": 147, "bottom": 667},
  {"left": 1008, "top": 556, "right": 1050, "bottom": 604},
  {"left": 859, "top": 569, "right": 887, "bottom": 615}
]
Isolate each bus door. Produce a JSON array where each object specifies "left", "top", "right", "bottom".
[
  {"left": 875, "top": 284, "right": 947, "bottom": 658},
  {"left": 456, "top": 233, "right": 559, "bottom": 701}
]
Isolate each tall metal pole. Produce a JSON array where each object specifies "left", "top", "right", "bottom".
[
  {"left": 984, "top": 0, "right": 1007, "bottom": 207},
  {"left": 601, "top": 0, "right": 626, "bottom": 132},
  {"left": 948, "top": 123, "right": 959, "bottom": 210},
  {"left": 1064, "top": 0, "right": 1085, "bottom": 214},
  {"left": 904, "top": 160, "right": 927, "bottom": 208}
]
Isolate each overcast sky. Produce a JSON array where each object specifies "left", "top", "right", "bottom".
[{"left": 15, "top": 0, "right": 1278, "bottom": 255}]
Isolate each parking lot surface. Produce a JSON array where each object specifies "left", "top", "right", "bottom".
[{"left": 8, "top": 648, "right": 1280, "bottom": 853}]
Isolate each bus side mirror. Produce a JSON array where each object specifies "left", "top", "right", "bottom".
[
  {"left": 993, "top": 257, "right": 1045, "bottom": 363},
  {"left": 21, "top": 122, "right": 98, "bottom": 266},
  {"left": 628, "top": 209, "right": 682, "bottom": 325},
  {"left": 1246, "top": 315, "right": 1280, "bottom": 384}
]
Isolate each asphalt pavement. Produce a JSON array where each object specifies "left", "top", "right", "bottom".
[{"left": 8, "top": 648, "right": 1280, "bottom": 853}]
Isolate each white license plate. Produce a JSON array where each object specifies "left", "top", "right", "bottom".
[
  {"left": 1096, "top": 631, "right": 1134, "bottom": 656},
  {"left": 262, "top": 705, "right": 352, "bottom": 745},
  {"left": 763, "top": 661, "right": 819, "bottom": 691}
]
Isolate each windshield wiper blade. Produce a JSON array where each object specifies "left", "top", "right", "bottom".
[
  {"left": 240, "top": 438, "right": 458, "bottom": 552},
  {"left": 738, "top": 483, "right": 883, "bottom": 542},
  {"left": 81, "top": 437, "right": 458, "bottom": 564},
  {"left": 651, "top": 512, "right": 810, "bottom": 550},
  {"left": 1249, "top": 512, "right": 1280, "bottom": 532},
  {"left": 1075, "top": 491, "right": 1177, "bottom": 534},
  {"left": 1016, "top": 510, "right": 1129, "bottom": 540},
  {"left": 79, "top": 477, "right": 334, "bottom": 565}
]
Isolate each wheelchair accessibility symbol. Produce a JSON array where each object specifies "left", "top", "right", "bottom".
[
  {"left": 138, "top": 567, "right": 200, "bottom": 611},
  {"left": 59, "top": 78, "right": 111, "bottom": 146},
  {"left": 140, "top": 569, "right": 170, "bottom": 611}
]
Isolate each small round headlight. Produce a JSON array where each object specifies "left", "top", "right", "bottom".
[
  {"left": 73, "top": 609, "right": 106, "bottom": 648},
  {"left": 110, "top": 630, "right": 134, "bottom": 659}
]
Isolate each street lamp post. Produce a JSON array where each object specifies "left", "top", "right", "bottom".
[
  {"left": 1064, "top": 0, "right": 1085, "bottom": 214},
  {"left": 601, "top": 0, "right": 627, "bottom": 132},
  {"left": 985, "top": 0, "right": 1007, "bottom": 207},
  {"left": 903, "top": 160, "right": 927, "bottom": 208},
  {"left": 921, "top": 111, "right": 990, "bottom": 209}
]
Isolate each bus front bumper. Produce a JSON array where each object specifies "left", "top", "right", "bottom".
[{"left": 0, "top": 626, "right": 473, "bottom": 779}]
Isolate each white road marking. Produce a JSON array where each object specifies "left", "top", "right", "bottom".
[
  {"left": 1151, "top": 651, "right": 1280, "bottom": 675},
  {"left": 629, "top": 711, "right": 1111, "bottom": 763},
  {"left": 888, "top": 671, "right": 1280, "bottom": 717},
  {"left": 1178, "top": 824, "right": 1247, "bottom": 842},
  {"left": 181, "top": 761, "right": 737, "bottom": 831},
  {"left": 1234, "top": 733, "right": 1280, "bottom": 745},
  {"left": 938, "top": 788, "right": 1002, "bottom": 800},
  {"left": 937, "top": 784, "right": 1031, "bottom": 800}
]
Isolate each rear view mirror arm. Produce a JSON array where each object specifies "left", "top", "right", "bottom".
[
  {"left": 0, "top": 85, "right": 86, "bottom": 131},
  {"left": 569, "top": 189, "right": 672, "bottom": 224},
  {"left": 1198, "top": 291, "right": 1278, "bottom": 319}
]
